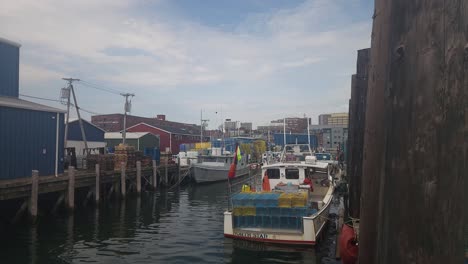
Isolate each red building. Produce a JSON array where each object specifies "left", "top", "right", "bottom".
[
  {"left": 126, "top": 123, "right": 209, "bottom": 153},
  {"left": 91, "top": 113, "right": 201, "bottom": 133}
]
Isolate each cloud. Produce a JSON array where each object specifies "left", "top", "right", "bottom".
[{"left": 0, "top": 0, "right": 371, "bottom": 126}]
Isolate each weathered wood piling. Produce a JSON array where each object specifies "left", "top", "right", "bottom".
[
  {"left": 347, "top": 48, "right": 370, "bottom": 219},
  {"left": 359, "top": 1, "right": 467, "bottom": 263}
]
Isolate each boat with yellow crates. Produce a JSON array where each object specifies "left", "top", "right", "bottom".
[{"left": 224, "top": 144, "right": 337, "bottom": 246}]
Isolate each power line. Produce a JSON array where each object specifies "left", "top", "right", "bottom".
[
  {"left": 18, "top": 94, "right": 103, "bottom": 115},
  {"left": 19, "top": 94, "right": 61, "bottom": 102},
  {"left": 79, "top": 80, "right": 124, "bottom": 95}
]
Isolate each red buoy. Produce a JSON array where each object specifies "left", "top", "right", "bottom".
[{"left": 339, "top": 224, "right": 358, "bottom": 264}]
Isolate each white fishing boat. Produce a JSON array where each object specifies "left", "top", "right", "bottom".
[
  {"left": 192, "top": 153, "right": 250, "bottom": 184},
  {"left": 223, "top": 144, "right": 336, "bottom": 246}
]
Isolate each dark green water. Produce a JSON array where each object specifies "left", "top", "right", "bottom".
[{"left": 0, "top": 182, "right": 318, "bottom": 264}]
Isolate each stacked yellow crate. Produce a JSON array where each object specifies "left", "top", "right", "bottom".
[
  {"left": 291, "top": 192, "right": 308, "bottom": 207},
  {"left": 278, "top": 193, "right": 293, "bottom": 208}
]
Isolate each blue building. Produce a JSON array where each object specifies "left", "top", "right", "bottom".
[
  {"left": 0, "top": 38, "right": 65, "bottom": 179},
  {"left": 66, "top": 118, "right": 106, "bottom": 168},
  {"left": 273, "top": 133, "right": 318, "bottom": 148}
]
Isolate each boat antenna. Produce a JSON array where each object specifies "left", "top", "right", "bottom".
[
  {"left": 283, "top": 117, "right": 286, "bottom": 148},
  {"left": 307, "top": 116, "right": 311, "bottom": 146}
]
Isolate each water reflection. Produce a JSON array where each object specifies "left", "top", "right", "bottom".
[{"left": 1, "top": 182, "right": 318, "bottom": 264}]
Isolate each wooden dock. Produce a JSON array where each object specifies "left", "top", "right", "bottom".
[{"left": 0, "top": 161, "right": 190, "bottom": 220}]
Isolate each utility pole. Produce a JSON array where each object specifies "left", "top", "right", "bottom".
[
  {"left": 62, "top": 78, "right": 89, "bottom": 155},
  {"left": 120, "top": 93, "right": 134, "bottom": 145}
]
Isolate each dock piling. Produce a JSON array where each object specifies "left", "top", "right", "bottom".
[
  {"left": 136, "top": 161, "right": 141, "bottom": 194},
  {"left": 67, "top": 167, "right": 75, "bottom": 210},
  {"left": 95, "top": 164, "right": 100, "bottom": 203},
  {"left": 164, "top": 158, "right": 168, "bottom": 186},
  {"left": 152, "top": 160, "right": 157, "bottom": 189},
  {"left": 120, "top": 162, "right": 126, "bottom": 198},
  {"left": 29, "top": 170, "right": 39, "bottom": 218}
]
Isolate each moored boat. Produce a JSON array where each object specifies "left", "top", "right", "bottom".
[
  {"left": 223, "top": 144, "right": 336, "bottom": 246},
  {"left": 192, "top": 153, "right": 250, "bottom": 183}
]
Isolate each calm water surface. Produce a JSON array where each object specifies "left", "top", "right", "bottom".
[{"left": 0, "top": 182, "right": 318, "bottom": 264}]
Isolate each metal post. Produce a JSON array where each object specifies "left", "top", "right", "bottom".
[
  {"left": 29, "top": 170, "right": 39, "bottom": 218},
  {"left": 95, "top": 164, "right": 100, "bottom": 203},
  {"left": 136, "top": 161, "right": 141, "bottom": 193},
  {"left": 120, "top": 162, "right": 126, "bottom": 198},
  {"left": 67, "top": 167, "right": 75, "bottom": 210}
]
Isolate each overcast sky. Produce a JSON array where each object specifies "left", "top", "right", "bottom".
[{"left": 1, "top": 0, "right": 372, "bottom": 128}]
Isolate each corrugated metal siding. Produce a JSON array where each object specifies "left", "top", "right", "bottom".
[
  {"left": 0, "top": 107, "right": 64, "bottom": 179},
  {"left": 68, "top": 121, "right": 105, "bottom": 142},
  {"left": 0, "top": 41, "right": 20, "bottom": 97}
]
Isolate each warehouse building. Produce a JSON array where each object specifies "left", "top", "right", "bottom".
[
  {"left": 126, "top": 122, "right": 208, "bottom": 153},
  {"left": 104, "top": 132, "right": 160, "bottom": 152},
  {"left": 0, "top": 38, "right": 65, "bottom": 179}
]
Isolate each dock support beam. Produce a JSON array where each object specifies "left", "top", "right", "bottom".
[
  {"left": 177, "top": 157, "right": 181, "bottom": 184},
  {"left": 67, "top": 167, "right": 75, "bottom": 210},
  {"left": 165, "top": 157, "right": 168, "bottom": 186},
  {"left": 29, "top": 170, "right": 39, "bottom": 218},
  {"left": 152, "top": 160, "right": 157, "bottom": 189},
  {"left": 120, "top": 162, "right": 126, "bottom": 198},
  {"left": 95, "top": 164, "right": 100, "bottom": 203},
  {"left": 136, "top": 161, "right": 141, "bottom": 194}
]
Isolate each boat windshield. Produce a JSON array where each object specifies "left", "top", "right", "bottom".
[{"left": 279, "top": 144, "right": 314, "bottom": 163}]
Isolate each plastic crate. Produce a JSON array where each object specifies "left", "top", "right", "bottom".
[
  {"left": 293, "top": 207, "right": 309, "bottom": 217},
  {"left": 267, "top": 193, "right": 281, "bottom": 207},
  {"left": 270, "top": 207, "right": 281, "bottom": 216},
  {"left": 272, "top": 216, "right": 281, "bottom": 228},
  {"left": 278, "top": 193, "right": 293, "bottom": 208},
  {"left": 291, "top": 193, "right": 308, "bottom": 207},
  {"left": 256, "top": 207, "right": 270, "bottom": 216},
  {"left": 280, "top": 208, "right": 294, "bottom": 216},
  {"left": 262, "top": 216, "right": 272, "bottom": 228}
]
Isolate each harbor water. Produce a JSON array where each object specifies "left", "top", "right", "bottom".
[{"left": 0, "top": 181, "right": 322, "bottom": 264}]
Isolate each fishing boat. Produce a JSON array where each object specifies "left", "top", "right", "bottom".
[
  {"left": 191, "top": 152, "right": 250, "bottom": 184},
  {"left": 223, "top": 144, "right": 336, "bottom": 246}
]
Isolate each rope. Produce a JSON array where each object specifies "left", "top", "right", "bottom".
[{"left": 167, "top": 166, "right": 192, "bottom": 190}]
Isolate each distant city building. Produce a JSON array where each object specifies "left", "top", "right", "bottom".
[
  {"left": 310, "top": 125, "right": 348, "bottom": 150},
  {"left": 318, "top": 113, "right": 348, "bottom": 126},
  {"left": 224, "top": 120, "right": 237, "bottom": 131},
  {"left": 257, "top": 117, "right": 310, "bottom": 135},
  {"left": 318, "top": 114, "right": 331, "bottom": 125},
  {"left": 240, "top": 122, "right": 253, "bottom": 132}
]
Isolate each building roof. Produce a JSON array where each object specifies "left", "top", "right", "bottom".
[
  {"left": 105, "top": 132, "right": 157, "bottom": 139},
  {"left": 68, "top": 118, "right": 106, "bottom": 132},
  {"left": 127, "top": 122, "right": 200, "bottom": 136},
  {"left": 0, "top": 96, "right": 66, "bottom": 113},
  {"left": 0, "top": 37, "right": 21, "bottom": 48}
]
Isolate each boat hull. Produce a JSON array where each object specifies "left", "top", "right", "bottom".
[
  {"left": 192, "top": 165, "right": 250, "bottom": 183},
  {"left": 223, "top": 190, "right": 333, "bottom": 246}
]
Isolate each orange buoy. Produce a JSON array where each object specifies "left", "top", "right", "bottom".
[{"left": 339, "top": 224, "right": 358, "bottom": 264}]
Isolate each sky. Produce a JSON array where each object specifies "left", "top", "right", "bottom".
[{"left": 0, "top": 0, "right": 373, "bottom": 128}]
